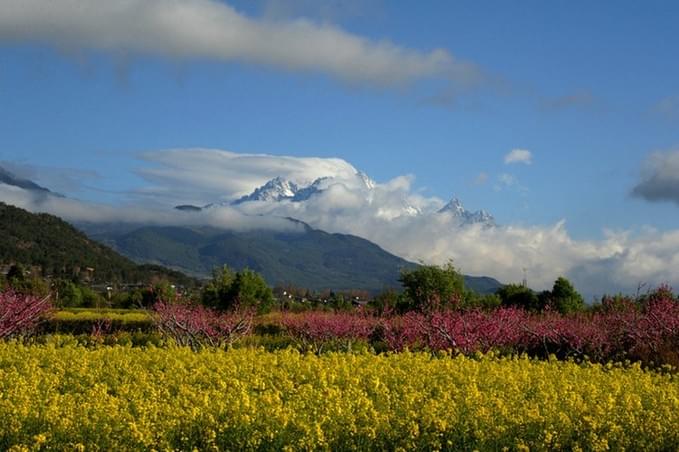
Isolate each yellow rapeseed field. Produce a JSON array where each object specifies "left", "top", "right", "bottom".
[{"left": 0, "top": 342, "right": 678, "bottom": 451}]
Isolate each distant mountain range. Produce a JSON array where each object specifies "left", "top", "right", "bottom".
[
  {"left": 0, "top": 165, "right": 503, "bottom": 293},
  {"left": 175, "top": 174, "right": 495, "bottom": 227},
  {"left": 84, "top": 221, "right": 502, "bottom": 293}
]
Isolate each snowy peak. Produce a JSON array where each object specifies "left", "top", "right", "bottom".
[
  {"left": 291, "top": 177, "right": 328, "bottom": 202},
  {"left": 233, "top": 176, "right": 299, "bottom": 204},
  {"left": 232, "top": 172, "right": 374, "bottom": 206},
  {"left": 357, "top": 171, "right": 376, "bottom": 190},
  {"left": 439, "top": 197, "right": 466, "bottom": 215},
  {"left": 438, "top": 196, "right": 495, "bottom": 226}
]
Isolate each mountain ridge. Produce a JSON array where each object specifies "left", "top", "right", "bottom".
[
  {"left": 0, "top": 202, "right": 197, "bottom": 287},
  {"left": 84, "top": 221, "right": 503, "bottom": 294}
]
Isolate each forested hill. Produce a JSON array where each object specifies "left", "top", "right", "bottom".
[{"left": 0, "top": 202, "right": 196, "bottom": 286}]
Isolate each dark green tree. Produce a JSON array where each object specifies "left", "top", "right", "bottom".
[
  {"left": 549, "top": 276, "right": 585, "bottom": 314},
  {"left": 398, "top": 263, "right": 465, "bottom": 311},
  {"left": 56, "top": 280, "right": 83, "bottom": 308},
  {"left": 497, "top": 284, "right": 543, "bottom": 311},
  {"left": 227, "top": 268, "right": 274, "bottom": 313},
  {"left": 202, "top": 266, "right": 273, "bottom": 313},
  {"left": 201, "top": 266, "right": 236, "bottom": 308}
]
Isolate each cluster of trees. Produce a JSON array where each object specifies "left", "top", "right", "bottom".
[
  {"left": 370, "top": 264, "right": 585, "bottom": 315},
  {"left": 201, "top": 266, "right": 273, "bottom": 313},
  {"left": 3, "top": 257, "right": 589, "bottom": 316},
  {"left": 496, "top": 277, "right": 585, "bottom": 314}
]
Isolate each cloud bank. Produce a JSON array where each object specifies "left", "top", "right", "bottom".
[
  {"left": 0, "top": 0, "right": 480, "bottom": 86},
  {"left": 632, "top": 150, "right": 679, "bottom": 204}
]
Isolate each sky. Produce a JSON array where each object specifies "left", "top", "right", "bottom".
[{"left": 1, "top": 0, "right": 679, "bottom": 296}]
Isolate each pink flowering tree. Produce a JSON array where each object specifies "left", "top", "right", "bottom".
[
  {"left": 153, "top": 302, "right": 253, "bottom": 350},
  {"left": 0, "top": 290, "right": 52, "bottom": 339},
  {"left": 280, "top": 310, "right": 377, "bottom": 353}
]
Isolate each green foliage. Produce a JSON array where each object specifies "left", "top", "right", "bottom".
[
  {"left": 5, "top": 264, "right": 50, "bottom": 297},
  {"left": 550, "top": 276, "right": 585, "bottom": 314},
  {"left": 55, "top": 280, "right": 83, "bottom": 308},
  {"left": 0, "top": 202, "right": 198, "bottom": 287},
  {"left": 80, "top": 286, "right": 105, "bottom": 308},
  {"left": 229, "top": 268, "right": 274, "bottom": 312},
  {"left": 202, "top": 266, "right": 236, "bottom": 308},
  {"left": 369, "top": 289, "right": 401, "bottom": 315},
  {"left": 497, "top": 278, "right": 584, "bottom": 314},
  {"left": 327, "top": 292, "right": 352, "bottom": 311},
  {"left": 462, "top": 291, "right": 502, "bottom": 310},
  {"left": 497, "top": 284, "right": 543, "bottom": 311},
  {"left": 202, "top": 266, "right": 273, "bottom": 313},
  {"left": 398, "top": 263, "right": 465, "bottom": 311}
]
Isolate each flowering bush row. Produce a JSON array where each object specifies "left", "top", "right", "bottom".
[
  {"left": 277, "top": 298, "right": 679, "bottom": 366},
  {"left": 1, "top": 344, "right": 678, "bottom": 451}
]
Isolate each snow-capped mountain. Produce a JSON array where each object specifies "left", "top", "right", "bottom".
[
  {"left": 173, "top": 172, "right": 495, "bottom": 228},
  {"left": 232, "top": 176, "right": 300, "bottom": 204},
  {"left": 232, "top": 172, "right": 376, "bottom": 205},
  {"left": 438, "top": 197, "right": 495, "bottom": 226},
  {"left": 357, "top": 171, "right": 376, "bottom": 190}
]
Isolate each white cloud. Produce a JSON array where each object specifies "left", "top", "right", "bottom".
[
  {"left": 504, "top": 149, "right": 532, "bottom": 165},
  {"left": 0, "top": 0, "right": 481, "bottom": 87},
  {"left": 136, "top": 148, "right": 360, "bottom": 204}
]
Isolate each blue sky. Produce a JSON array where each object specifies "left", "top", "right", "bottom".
[
  {"left": 1, "top": 0, "right": 677, "bottom": 236},
  {"left": 2, "top": 0, "right": 679, "bottom": 293}
]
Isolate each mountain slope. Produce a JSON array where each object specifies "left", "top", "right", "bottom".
[
  {"left": 0, "top": 203, "right": 196, "bottom": 286},
  {"left": 0, "top": 166, "right": 53, "bottom": 194},
  {"left": 87, "top": 222, "right": 503, "bottom": 294}
]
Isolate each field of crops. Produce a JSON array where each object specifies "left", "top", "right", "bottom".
[{"left": 1, "top": 343, "right": 678, "bottom": 451}]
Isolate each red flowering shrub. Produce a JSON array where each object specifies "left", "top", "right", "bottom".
[
  {"left": 0, "top": 290, "right": 52, "bottom": 339},
  {"left": 270, "top": 289, "right": 679, "bottom": 366},
  {"left": 280, "top": 310, "right": 376, "bottom": 353}
]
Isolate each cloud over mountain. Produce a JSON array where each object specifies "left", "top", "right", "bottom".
[
  {"left": 5, "top": 149, "right": 679, "bottom": 298},
  {"left": 0, "top": 0, "right": 480, "bottom": 87},
  {"left": 133, "top": 149, "right": 679, "bottom": 296}
]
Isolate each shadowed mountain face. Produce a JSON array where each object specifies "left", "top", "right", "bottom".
[
  {"left": 85, "top": 223, "right": 503, "bottom": 294},
  {"left": 0, "top": 166, "right": 52, "bottom": 194},
  {"left": 0, "top": 203, "right": 197, "bottom": 286}
]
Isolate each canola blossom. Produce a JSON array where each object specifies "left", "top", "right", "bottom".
[{"left": 1, "top": 344, "right": 678, "bottom": 451}]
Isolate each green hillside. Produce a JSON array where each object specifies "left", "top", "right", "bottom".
[
  {"left": 0, "top": 203, "right": 196, "bottom": 286},
  {"left": 88, "top": 222, "right": 503, "bottom": 294}
]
